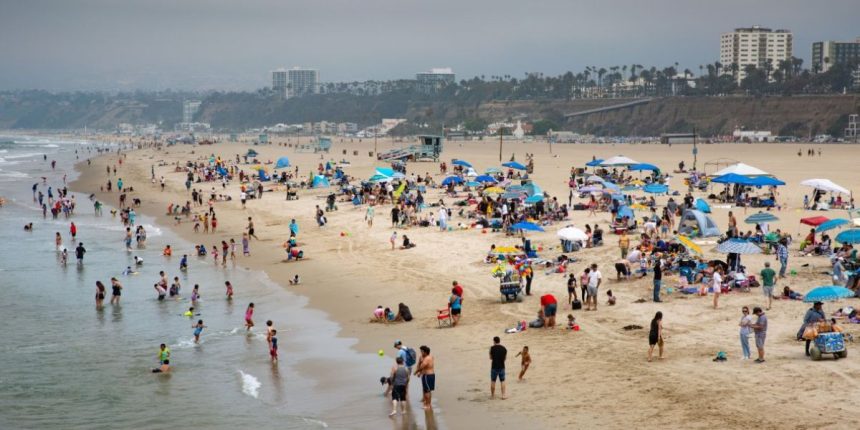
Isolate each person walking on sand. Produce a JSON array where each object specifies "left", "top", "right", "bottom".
[
  {"left": 586, "top": 264, "right": 602, "bottom": 311},
  {"left": 752, "top": 307, "right": 768, "bottom": 363},
  {"left": 739, "top": 307, "right": 753, "bottom": 360},
  {"left": 619, "top": 231, "right": 629, "bottom": 259},
  {"left": 647, "top": 311, "right": 664, "bottom": 362},
  {"left": 776, "top": 239, "right": 789, "bottom": 279},
  {"left": 414, "top": 345, "right": 435, "bottom": 410},
  {"left": 366, "top": 205, "right": 374, "bottom": 227},
  {"left": 489, "top": 336, "right": 507, "bottom": 399},
  {"left": 760, "top": 262, "right": 776, "bottom": 310},
  {"left": 247, "top": 217, "right": 258, "bottom": 240},
  {"left": 516, "top": 346, "right": 531, "bottom": 381},
  {"left": 390, "top": 231, "right": 397, "bottom": 250},
  {"left": 712, "top": 266, "right": 723, "bottom": 309},
  {"left": 389, "top": 357, "right": 410, "bottom": 417},
  {"left": 244, "top": 303, "right": 255, "bottom": 331},
  {"left": 652, "top": 254, "right": 663, "bottom": 303}
]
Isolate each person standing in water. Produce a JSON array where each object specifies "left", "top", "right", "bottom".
[
  {"left": 225, "top": 281, "right": 234, "bottom": 300},
  {"left": 192, "top": 320, "right": 206, "bottom": 343},
  {"left": 55, "top": 232, "right": 63, "bottom": 251},
  {"left": 389, "top": 357, "right": 410, "bottom": 417},
  {"left": 75, "top": 243, "right": 86, "bottom": 265},
  {"left": 269, "top": 329, "right": 279, "bottom": 363},
  {"left": 415, "top": 345, "right": 435, "bottom": 410},
  {"left": 244, "top": 303, "right": 255, "bottom": 331},
  {"left": 95, "top": 281, "right": 106, "bottom": 308},
  {"left": 110, "top": 277, "right": 122, "bottom": 305},
  {"left": 69, "top": 222, "right": 77, "bottom": 241}
]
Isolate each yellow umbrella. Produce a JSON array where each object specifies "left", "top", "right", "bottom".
[
  {"left": 483, "top": 186, "right": 504, "bottom": 194},
  {"left": 676, "top": 235, "right": 702, "bottom": 255},
  {"left": 494, "top": 246, "right": 520, "bottom": 254}
]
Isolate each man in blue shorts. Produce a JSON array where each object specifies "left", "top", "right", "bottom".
[{"left": 489, "top": 336, "right": 507, "bottom": 399}]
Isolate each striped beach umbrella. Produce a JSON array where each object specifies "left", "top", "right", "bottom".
[{"left": 716, "top": 239, "right": 761, "bottom": 255}]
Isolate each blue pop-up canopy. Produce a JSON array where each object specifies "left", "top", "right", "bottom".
[{"left": 276, "top": 157, "right": 290, "bottom": 168}]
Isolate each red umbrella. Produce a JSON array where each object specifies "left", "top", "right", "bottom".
[{"left": 800, "top": 216, "right": 830, "bottom": 226}]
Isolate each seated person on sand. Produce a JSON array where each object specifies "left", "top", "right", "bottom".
[
  {"left": 783, "top": 286, "right": 803, "bottom": 300},
  {"left": 286, "top": 247, "right": 304, "bottom": 261},
  {"left": 615, "top": 259, "right": 631, "bottom": 281},
  {"left": 400, "top": 235, "right": 416, "bottom": 249},
  {"left": 371, "top": 305, "right": 386, "bottom": 323},
  {"left": 393, "top": 303, "right": 413, "bottom": 322},
  {"left": 606, "top": 290, "right": 616, "bottom": 305}
]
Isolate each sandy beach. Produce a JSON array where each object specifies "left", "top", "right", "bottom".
[{"left": 71, "top": 135, "right": 860, "bottom": 429}]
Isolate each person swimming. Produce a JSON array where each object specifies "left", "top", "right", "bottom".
[{"left": 134, "top": 255, "right": 144, "bottom": 266}]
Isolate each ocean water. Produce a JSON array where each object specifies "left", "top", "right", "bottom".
[{"left": 0, "top": 136, "right": 437, "bottom": 429}]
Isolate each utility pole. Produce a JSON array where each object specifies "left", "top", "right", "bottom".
[
  {"left": 692, "top": 126, "right": 699, "bottom": 171},
  {"left": 498, "top": 127, "right": 504, "bottom": 162}
]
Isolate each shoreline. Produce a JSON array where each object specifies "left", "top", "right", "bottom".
[{"left": 69, "top": 141, "right": 535, "bottom": 428}]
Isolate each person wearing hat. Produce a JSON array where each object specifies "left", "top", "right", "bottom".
[{"left": 799, "top": 302, "right": 826, "bottom": 356}]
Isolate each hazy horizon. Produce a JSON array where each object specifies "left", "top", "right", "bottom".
[{"left": 1, "top": 0, "right": 857, "bottom": 91}]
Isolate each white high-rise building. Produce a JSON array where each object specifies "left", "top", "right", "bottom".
[
  {"left": 182, "top": 100, "right": 201, "bottom": 124},
  {"left": 720, "top": 26, "right": 792, "bottom": 83},
  {"left": 272, "top": 69, "right": 288, "bottom": 97},
  {"left": 416, "top": 68, "right": 456, "bottom": 94},
  {"left": 287, "top": 67, "right": 319, "bottom": 98}
]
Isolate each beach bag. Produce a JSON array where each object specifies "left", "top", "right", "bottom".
[
  {"left": 404, "top": 347, "right": 417, "bottom": 367},
  {"left": 572, "top": 300, "right": 582, "bottom": 310},
  {"left": 802, "top": 325, "right": 818, "bottom": 340}
]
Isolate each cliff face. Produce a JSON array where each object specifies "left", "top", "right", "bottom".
[{"left": 562, "top": 96, "right": 860, "bottom": 136}]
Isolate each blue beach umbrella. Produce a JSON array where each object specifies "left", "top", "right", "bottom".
[
  {"left": 603, "top": 182, "right": 621, "bottom": 192},
  {"left": 441, "top": 176, "right": 464, "bottom": 186},
  {"left": 452, "top": 159, "right": 472, "bottom": 167},
  {"left": 803, "top": 286, "right": 855, "bottom": 303},
  {"left": 744, "top": 212, "right": 779, "bottom": 224},
  {"left": 643, "top": 184, "right": 669, "bottom": 194},
  {"left": 475, "top": 175, "right": 497, "bottom": 183},
  {"left": 502, "top": 161, "right": 527, "bottom": 170},
  {"left": 716, "top": 239, "right": 761, "bottom": 255},
  {"left": 628, "top": 163, "right": 659, "bottom": 172},
  {"left": 466, "top": 181, "right": 480, "bottom": 187},
  {"left": 817, "top": 219, "right": 850, "bottom": 233},
  {"left": 275, "top": 156, "right": 290, "bottom": 168},
  {"left": 586, "top": 159, "right": 604, "bottom": 167},
  {"left": 835, "top": 229, "right": 860, "bottom": 244},
  {"left": 375, "top": 167, "right": 395, "bottom": 177},
  {"left": 524, "top": 195, "right": 543, "bottom": 204},
  {"left": 511, "top": 221, "right": 544, "bottom": 232}
]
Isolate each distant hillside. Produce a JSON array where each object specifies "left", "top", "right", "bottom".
[{"left": 1, "top": 90, "right": 857, "bottom": 137}]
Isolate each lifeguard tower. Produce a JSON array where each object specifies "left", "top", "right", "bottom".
[
  {"left": 296, "top": 136, "right": 332, "bottom": 153},
  {"left": 378, "top": 134, "right": 443, "bottom": 162}
]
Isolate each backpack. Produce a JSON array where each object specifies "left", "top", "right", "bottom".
[
  {"left": 572, "top": 299, "right": 582, "bottom": 310},
  {"left": 404, "top": 347, "right": 417, "bottom": 367}
]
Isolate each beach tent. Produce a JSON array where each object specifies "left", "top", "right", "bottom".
[
  {"left": 801, "top": 178, "right": 850, "bottom": 195},
  {"left": 712, "top": 163, "right": 768, "bottom": 177},
  {"left": 368, "top": 174, "right": 393, "bottom": 183},
  {"left": 678, "top": 209, "right": 721, "bottom": 237},
  {"left": 694, "top": 198, "right": 711, "bottom": 213},
  {"left": 275, "top": 157, "right": 290, "bottom": 169},
  {"left": 599, "top": 156, "right": 639, "bottom": 166},
  {"left": 257, "top": 168, "right": 270, "bottom": 181},
  {"left": 312, "top": 175, "right": 330, "bottom": 188},
  {"left": 524, "top": 195, "right": 544, "bottom": 204},
  {"left": 245, "top": 149, "right": 259, "bottom": 158},
  {"left": 800, "top": 216, "right": 830, "bottom": 227},
  {"left": 616, "top": 205, "right": 635, "bottom": 220},
  {"left": 216, "top": 166, "right": 229, "bottom": 177},
  {"left": 502, "top": 161, "right": 527, "bottom": 170},
  {"left": 375, "top": 167, "right": 395, "bottom": 177},
  {"left": 522, "top": 182, "right": 542, "bottom": 197}
]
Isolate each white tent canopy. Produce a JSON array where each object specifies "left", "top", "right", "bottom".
[
  {"left": 557, "top": 227, "right": 588, "bottom": 241},
  {"left": 599, "top": 155, "right": 639, "bottom": 166},
  {"left": 712, "top": 162, "right": 769, "bottom": 177},
  {"left": 801, "top": 178, "right": 851, "bottom": 195}
]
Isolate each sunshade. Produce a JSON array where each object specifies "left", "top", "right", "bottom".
[
  {"left": 803, "top": 286, "right": 855, "bottom": 303},
  {"left": 716, "top": 239, "right": 761, "bottom": 255},
  {"left": 695, "top": 198, "right": 711, "bottom": 213},
  {"left": 375, "top": 167, "right": 395, "bottom": 177},
  {"left": 801, "top": 179, "right": 850, "bottom": 195},
  {"left": 475, "top": 175, "right": 497, "bottom": 183},
  {"left": 622, "top": 185, "right": 641, "bottom": 192},
  {"left": 483, "top": 186, "right": 504, "bottom": 194},
  {"left": 586, "top": 159, "right": 604, "bottom": 167},
  {"left": 502, "top": 161, "right": 527, "bottom": 170},
  {"left": 441, "top": 176, "right": 464, "bottom": 186},
  {"left": 603, "top": 182, "right": 621, "bottom": 192},
  {"left": 506, "top": 185, "right": 526, "bottom": 192},
  {"left": 368, "top": 174, "right": 392, "bottom": 183},
  {"left": 800, "top": 216, "right": 830, "bottom": 226},
  {"left": 617, "top": 206, "right": 634, "bottom": 219},
  {"left": 599, "top": 156, "right": 639, "bottom": 166},
  {"left": 585, "top": 175, "right": 604, "bottom": 184},
  {"left": 712, "top": 163, "right": 768, "bottom": 177},
  {"left": 275, "top": 156, "right": 290, "bottom": 168},
  {"left": 465, "top": 169, "right": 478, "bottom": 177},
  {"left": 502, "top": 192, "right": 526, "bottom": 200},
  {"left": 744, "top": 212, "right": 779, "bottom": 224},
  {"left": 643, "top": 184, "right": 669, "bottom": 194},
  {"left": 711, "top": 173, "right": 754, "bottom": 185},
  {"left": 746, "top": 176, "right": 785, "bottom": 186},
  {"left": 557, "top": 227, "right": 588, "bottom": 241},
  {"left": 835, "top": 229, "right": 860, "bottom": 244},
  {"left": 466, "top": 181, "right": 480, "bottom": 187},
  {"left": 452, "top": 159, "right": 472, "bottom": 167},
  {"left": 578, "top": 185, "right": 602, "bottom": 193},
  {"left": 511, "top": 222, "right": 544, "bottom": 232},
  {"left": 484, "top": 167, "right": 502, "bottom": 174},
  {"left": 524, "top": 195, "right": 543, "bottom": 204},
  {"left": 676, "top": 235, "right": 702, "bottom": 255},
  {"left": 629, "top": 163, "right": 659, "bottom": 171},
  {"left": 816, "top": 219, "right": 850, "bottom": 233}
]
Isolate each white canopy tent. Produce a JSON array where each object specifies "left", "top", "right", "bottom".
[
  {"left": 801, "top": 178, "right": 851, "bottom": 195},
  {"left": 599, "top": 155, "right": 640, "bottom": 166},
  {"left": 712, "top": 162, "right": 769, "bottom": 177}
]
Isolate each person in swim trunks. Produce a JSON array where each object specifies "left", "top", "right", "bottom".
[{"left": 414, "top": 345, "right": 435, "bottom": 410}]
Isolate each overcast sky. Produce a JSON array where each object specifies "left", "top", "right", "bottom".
[{"left": 1, "top": 0, "right": 857, "bottom": 91}]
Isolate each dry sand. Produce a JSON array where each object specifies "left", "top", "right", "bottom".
[{"left": 72, "top": 135, "right": 860, "bottom": 429}]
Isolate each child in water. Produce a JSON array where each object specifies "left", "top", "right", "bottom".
[
  {"left": 245, "top": 303, "right": 255, "bottom": 331},
  {"left": 192, "top": 319, "right": 206, "bottom": 343},
  {"left": 269, "top": 329, "right": 279, "bottom": 363}
]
